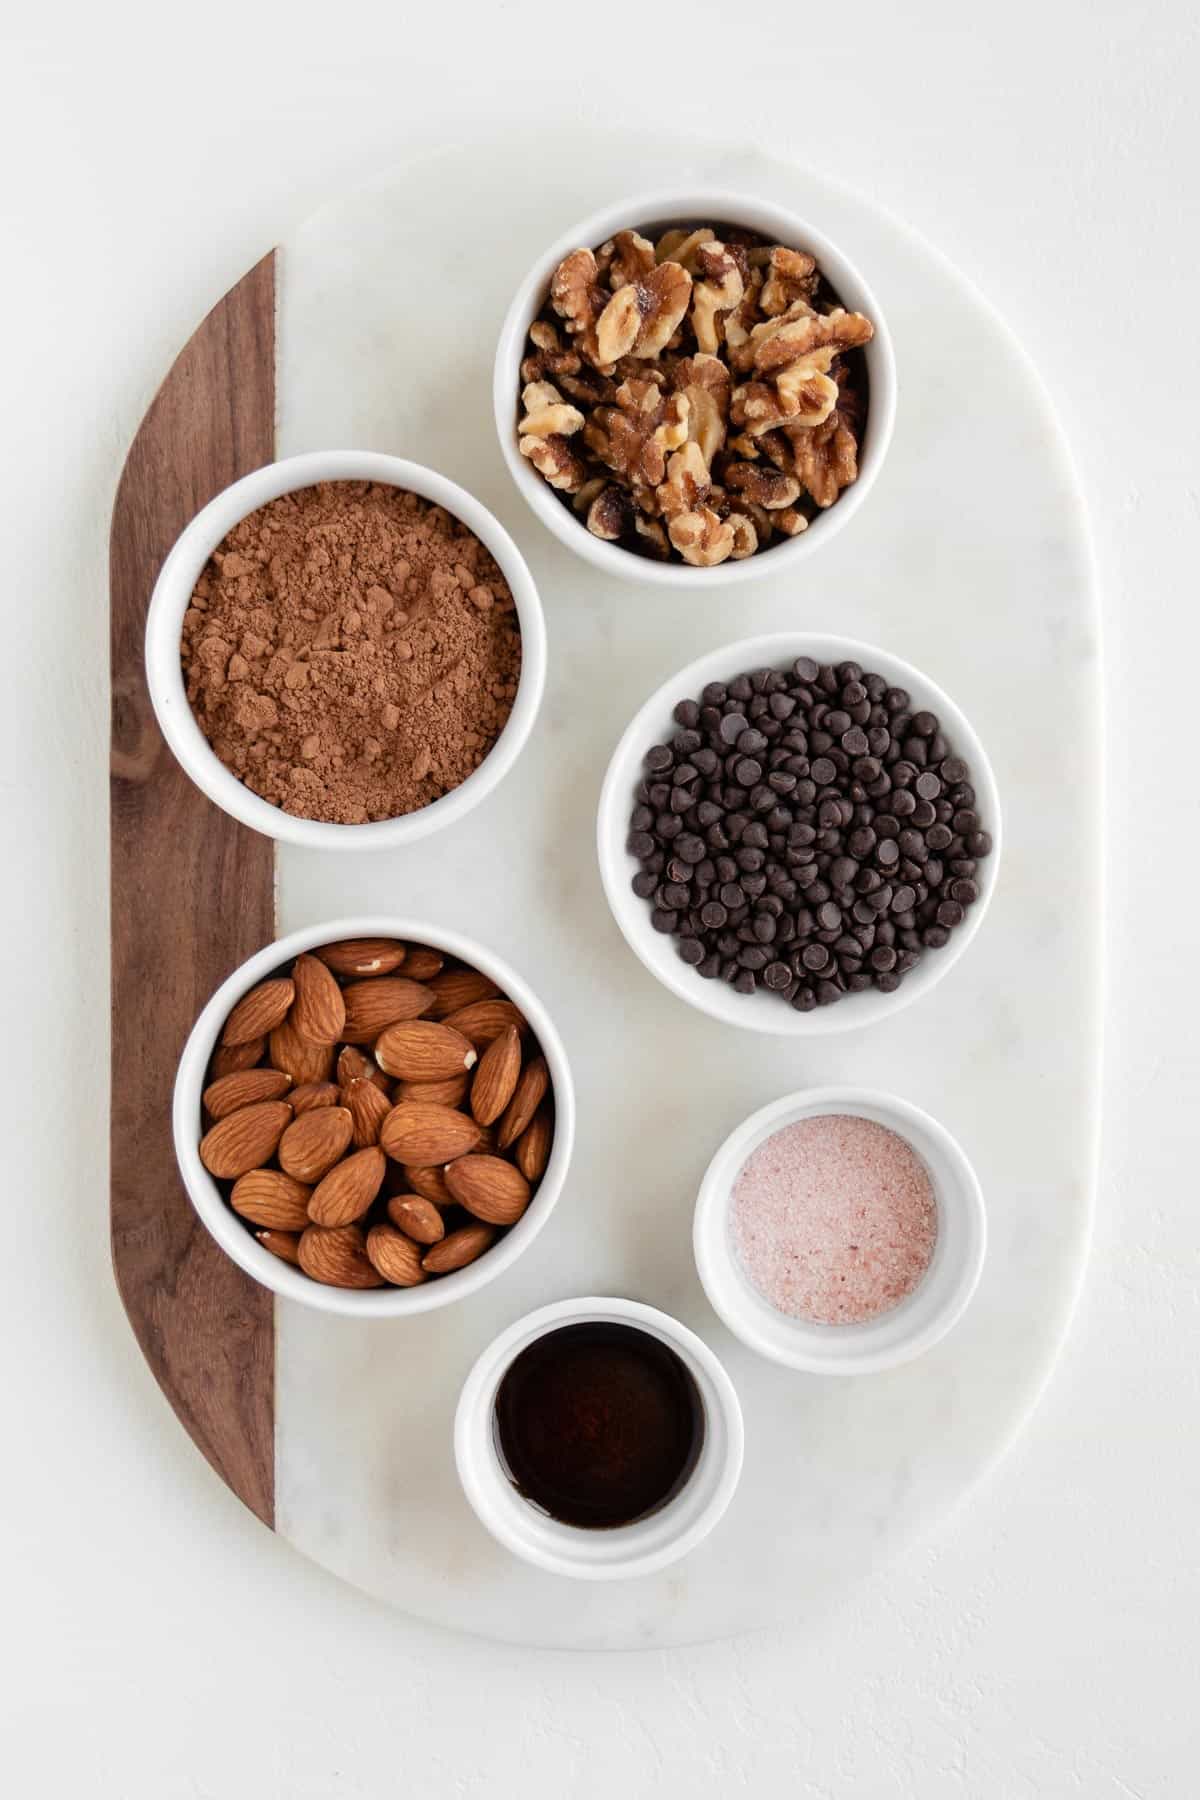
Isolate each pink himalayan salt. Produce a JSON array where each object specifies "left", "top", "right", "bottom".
[{"left": 730, "top": 1113, "right": 937, "bottom": 1325}]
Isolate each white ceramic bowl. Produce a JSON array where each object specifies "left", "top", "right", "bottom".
[
  {"left": 694, "top": 1087, "right": 986, "bottom": 1374},
  {"left": 494, "top": 187, "right": 896, "bottom": 588},
  {"left": 145, "top": 451, "right": 546, "bottom": 849},
  {"left": 454, "top": 1296, "right": 744, "bottom": 1579},
  {"left": 173, "top": 915, "right": 575, "bottom": 1317},
  {"left": 597, "top": 632, "right": 1002, "bottom": 1035}
]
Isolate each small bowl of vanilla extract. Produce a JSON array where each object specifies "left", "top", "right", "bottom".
[{"left": 455, "top": 1296, "right": 744, "bottom": 1579}]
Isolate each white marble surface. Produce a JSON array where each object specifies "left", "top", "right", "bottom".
[{"left": 272, "top": 135, "right": 1099, "bottom": 1647}]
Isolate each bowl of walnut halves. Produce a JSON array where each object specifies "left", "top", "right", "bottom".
[{"left": 494, "top": 189, "right": 896, "bottom": 585}]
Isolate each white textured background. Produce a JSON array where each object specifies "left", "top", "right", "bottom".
[{"left": 2, "top": 1, "right": 1196, "bottom": 1792}]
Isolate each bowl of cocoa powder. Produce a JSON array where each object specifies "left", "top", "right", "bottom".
[{"left": 146, "top": 452, "right": 545, "bottom": 846}]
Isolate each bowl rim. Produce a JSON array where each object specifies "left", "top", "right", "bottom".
[
  {"left": 453, "top": 1294, "right": 745, "bottom": 1579},
  {"left": 693, "top": 1085, "right": 987, "bottom": 1373},
  {"left": 597, "top": 631, "right": 1003, "bottom": 1036},
  {"left": 173, "top": 914, "right": 575, "bottom": 1317},
  {"left": 145, "top": 449, "right": 546, "bottom": 850},
  {"left": 493, "top": 184, "right": 897, "bottom": 588}
]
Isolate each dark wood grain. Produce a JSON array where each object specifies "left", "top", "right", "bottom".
[{"left": 110, "top": 254, "right": 276, "bottom": 1526}]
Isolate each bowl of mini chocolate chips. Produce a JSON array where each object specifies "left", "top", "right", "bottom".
[
  {"left": 495, "top": 189, "right": 896, "bottom": 583},
  {"left": 597, "top": 635, "right": 1001, "bottom": 1033}
]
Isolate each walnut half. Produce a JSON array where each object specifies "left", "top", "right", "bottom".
[
  {"left": 519, "top": 432, "right": 587, "bottom": 493},
  {"left": 668, "top": 506, "right": 736, "bottom": 568},
  {"left": 584, "top": 378, "right": 690, "bottom": 491},
  {"left": 691, "top": 242, "right": 745, "bottom": 356}
]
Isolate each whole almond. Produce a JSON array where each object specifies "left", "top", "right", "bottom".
[
  {"left": 442, "top": 999, "right": 526, "bottom": 1049},
  {"left": 255, "top": 1229, "right": 302, "bottom": 1266},
  {"left": 199, "top": 1100, "right": 293, "bottom": 1180},
  {"left": 341, "top": 977, "right": 434, "bottom": 1043},
  {"left": 308, "top": 1146, "right": 386, "bottom": 1227},
  {"left": 443, "top": 1153, "right": 531, "bottom": 1225},
  {"left": 268, "top": 1018, "right": 337, "bottom": 1086},
  {"left": 514, "top": 1106, "right": 554, "bottom": 1184},
  {"left": 393, "top": 1072, "right": 470, "bottom": 1108},
  {"left": 341, "top": 1077, "right": 393, "bottom": 1148},
  {"left": 314, "top": 938, "right": 407, "bottom": 978},
  {"left": 365, "top": 1223, "right": 427, "bottom": 1286},
  {"left": 421, "top": 1223, "right": 496, "bottom": 1274},
  {"left": 402, "top": 1163, "right": 454, "bottom": 1206},
  {"left": 498, "top": 1054, "right": 550, "bottom": 1149},
  {"left": 426, "top": 968, "right": 501, "bottom": 1018},
  {"left": 210, "top": 1037, "right": 266, "bottom": 1078},
  {"left": 230, "top": 1168, "right": 312, "bottom": 1230},
  {"left": 401, "top": 946, "right": 444, "bottom": 981},
  {"left": 379, "top": 1102, "right": 481, "bottom": 1166},
  {"left": 291, "top": 953, "right": 347, "bottom": 1045},
  {"left": 221, "top": 978, "right": 295, "bottom": 1046},
  {"left": 278, "top": 1106, "right": 354, "bottom": 1183},
  {"left": 203, "top": 1067, "right": 291, "bottom": 1121},
  {"left": 337, "top": 1045, "right": 390, "bottom": 1092},
  {"left": 375, "top": 1020, "right": 477, "bottom": 1082},
  {"left": 386, "top": 1194, "right": 445, "bottom": 1244},
  {"left": 470, "top": 1024, "right": 522, "bottom": 1125},
  {"left": 289, "top": 1080, "right": 340, "bottom": 1114},
  {"left": 298, "top": 1224, "right": 384, "bottom": 1288}
]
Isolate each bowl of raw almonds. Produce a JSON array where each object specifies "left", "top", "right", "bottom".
[{"left": 174, "top": 916, "right": 575, "bottom": 1316}]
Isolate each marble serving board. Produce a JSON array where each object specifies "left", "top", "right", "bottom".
[{"left": 111, "top": 130, "right": 1100, "bottom": 1649}]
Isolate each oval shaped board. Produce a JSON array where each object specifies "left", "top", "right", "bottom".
[{"left": 110, "top": 132, "right": 1100, "bottom": 1647}]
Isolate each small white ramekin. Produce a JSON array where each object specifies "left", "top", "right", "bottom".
[
  {"left": 494, "top": 187, "right": 896, "bottom": 588},
  {"left": 694, "top": 1087, "right": 986, "bottom": 1374},
  {"left": 145, "top": 450, "right": 546, "bottom": 849},
  {"left": 597, "top": 632, "right": 1002, "bottom": 1036},
  {"left": 173, "top": 915, "right": 575, "bottom": 1318},
  {"left": 454, "top": 1296, "right": 744, "bottom": 1580}
]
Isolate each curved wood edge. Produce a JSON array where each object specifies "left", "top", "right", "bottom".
[{"left": 110, "top": 254, "right": 277, "bottom": 1527}]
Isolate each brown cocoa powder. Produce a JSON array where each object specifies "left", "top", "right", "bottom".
[{"left": 180, "top": 481, "right": 522, "bottom": 824}]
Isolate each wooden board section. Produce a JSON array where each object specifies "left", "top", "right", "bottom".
[{"left": 110, "top": 254, "right": 277, "bottom": 1526}]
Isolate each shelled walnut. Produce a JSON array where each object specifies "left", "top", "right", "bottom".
[{"left": 517, "top": 221, "right": 875, "bottom": 566}]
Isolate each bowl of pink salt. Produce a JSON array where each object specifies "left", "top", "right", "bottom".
[{"left": 693, "top": 1086, "right": 986, "bottom": 1374}]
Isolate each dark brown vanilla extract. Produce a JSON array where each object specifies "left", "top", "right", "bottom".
[{"left": 494, "top": 1322, "right": 704, "bottom": 1529}]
